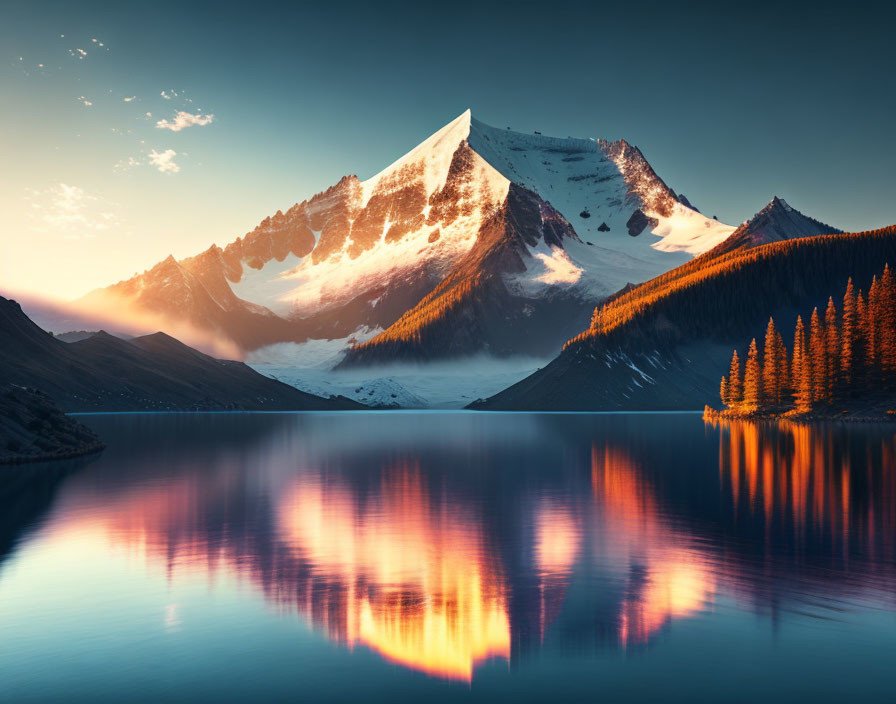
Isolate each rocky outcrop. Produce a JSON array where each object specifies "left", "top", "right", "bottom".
[
  {"left": 626, "top": 209, "right": 658, "bottom": 236},
  {"left": 677, "top": 194, "right": 699, "bottom": 212},
  {"left": 599, "top": 139, "right": 679, "bottom": 217}
]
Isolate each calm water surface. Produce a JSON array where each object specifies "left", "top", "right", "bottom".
[{"left": 1, "top": 412, "right": 895, "bottom": 702}]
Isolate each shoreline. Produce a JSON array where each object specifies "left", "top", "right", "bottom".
[
  {"left": 0, "top": 441, "right": 106, "bottom": 466},
  {"left": 704, "top": 405, "right": 896, "bottom": 424}
]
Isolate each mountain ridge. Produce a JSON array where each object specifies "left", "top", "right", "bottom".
[{"left": 708, "top": 196, "right": 842, "bottom": 256}]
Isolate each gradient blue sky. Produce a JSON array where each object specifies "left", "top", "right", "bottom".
[{"left": 2, "top": 0, "right": 894, "bottom": 298}]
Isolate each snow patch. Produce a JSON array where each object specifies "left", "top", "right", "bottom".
[
  {"left": 648, "top": 202, "right": 734, "bottom": 255},
  {"left": 532, "top": 246, "right": 583, "bottom": 285}
]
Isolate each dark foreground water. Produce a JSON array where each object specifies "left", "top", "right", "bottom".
[{"left": 1, "top": 412, "right": 895, "bottom": 703}]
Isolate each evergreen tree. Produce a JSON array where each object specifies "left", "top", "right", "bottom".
[
  {"left": 775, "top": 329, "right": 787, "bottom": 398},
  {"left": 809, "top": 307, "right": 828, "bottom": 404},
  {"left": 742, "top": 338, "right": 762, "bottom": 411},
  {"left": 762, "top": 318, "right": 785, "bottom": 406},
  {"left": 792, "top": 316, "right": 812, "bottom": 412},
  {"left": 825, "top": 297, "right": 839, "bottom": 402},
  {"left": 727, "top": 350, "right": 742, "bottom": 407},
  {"left": 877, "top": 264, "right": 896, "bottom": 375},
  {"left": 857, "top": 291, "right": 870, "bottom": 387},
  {"left": 841, "top": 278, "right": 857, "bottom": 388},
  {"left": 867, "top": 276, "right": 880, "bottom": 365},
  {"left": 720, "top": 376, "right": 730, "bottom": 407}
]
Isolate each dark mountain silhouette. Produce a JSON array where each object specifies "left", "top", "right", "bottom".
[
  {"left": 53, "top": 330, "right": 107, "bottom": 343},
  {"left": 0, "top": 296, "right": 363, "bottom": 412}
]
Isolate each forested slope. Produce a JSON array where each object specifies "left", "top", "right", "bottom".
[{"left": 473, "top": 226, "right": 896, "bottom": 410}]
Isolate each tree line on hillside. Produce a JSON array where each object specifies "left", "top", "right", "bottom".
[
  {"left": 715, "top": 263, "right": 896, "bottom": 417},
  {"left": 567, "top": 226, "right": 896, "bottom": 351}
]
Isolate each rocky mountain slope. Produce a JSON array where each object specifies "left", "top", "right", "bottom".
[
  {"left": 473, "top": 224, "right": 896, "bottom": 410},
  {"left": 0, "top": 296, "right": 363, "bottom": 412},
  {"left": 81, "top": 110, "right": 734, "bottom": 363}
]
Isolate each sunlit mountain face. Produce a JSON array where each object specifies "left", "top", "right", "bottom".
[{"left": 7, "top": 413, "right": 896, "bottom": 685}]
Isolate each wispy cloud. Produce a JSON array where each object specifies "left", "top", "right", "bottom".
[
  {"left": 160, "top": 90, "right": 175, "bottom": 100},
  {"left": 24, "top": 183, "right": 119, "bottom": 238},
  {"left": 123, "top": 95, "right": 136, "bottom": 102},
  {"left": 68, "top": 48, "right": 87, "bottom": 59},
  {"left": 113, "top": 156, "right": 142, "bottom": 173},
  {"left": 148, "top": 149, "right": 180, "bottom": 173},
  {"left": 78, "top": 95, "right": 93, "bottom": 107},
  {"left": 155, "top": 111, "right": 215, "bottom": 132}
]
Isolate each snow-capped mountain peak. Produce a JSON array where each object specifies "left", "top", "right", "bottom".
[
  {"left": 84, "top": 110, "right": 737, "bottom": 361},
  {"left": 360, "top": 109, "right": 482, "bottom": 204}
]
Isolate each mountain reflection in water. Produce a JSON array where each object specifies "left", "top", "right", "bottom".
[{"left": 3, "top": 413, "right": 895, "bottom": 688}]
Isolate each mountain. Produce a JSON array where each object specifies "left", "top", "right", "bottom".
[
  {"left": 1, "top": 385, "right": 105, "bottom": 464},
  {"left": 81, "top": 110, "right": 734, "bottom": 362},
  {"left": 53, "top": 331, "right": 106, "bottom": 343},
  {"left": 0, "top": 296, "right": 363, "bottom": 411},
  {"left": 709, "top": 196, "right": 842, "bottom": 256},
  {"left": 472, "top": 225, "right": 896, "bottom": 410},
  {"left": 81, "top": 253, "right": 301, "bottom": 352}
]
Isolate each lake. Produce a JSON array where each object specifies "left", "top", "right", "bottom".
[{"left": 1, "top": 412, "right": 895, "bottom": 702}]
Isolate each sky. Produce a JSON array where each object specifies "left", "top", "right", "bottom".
[{"left": 1, "top": 0, "right": 894, "bottom": 300}]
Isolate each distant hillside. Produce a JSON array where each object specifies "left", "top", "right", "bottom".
[
  {"left": 473, "top": 225, "right": 896, "bottom": 410},
  {"left": 53, "top": 330, "right": 100, "bottom": 343},
  {"left": 0, "top": 296, "right": 364, "bottom": 412},
  {"left": 1, "top": 385, "right": 104, "bottom": 464}
]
